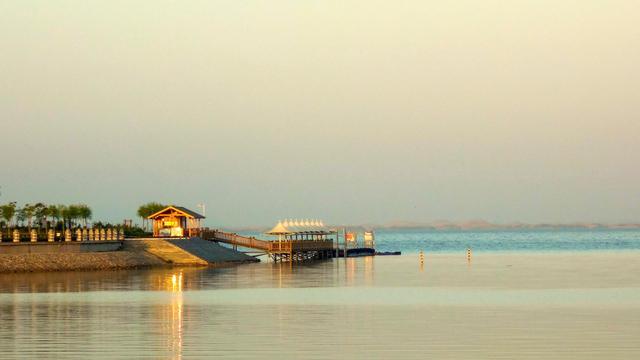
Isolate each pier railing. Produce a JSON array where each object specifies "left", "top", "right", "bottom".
[
  {"left": 199, "top": 229, "right": 334, "bottom": 253},
  {"left": 200, "top": 229, "right": 271, "bottom": 251}
]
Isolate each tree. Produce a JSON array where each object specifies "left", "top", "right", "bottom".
[
  {"left": 0, "top": 202, "right": 16, "bottom": 237},
  {"left": 33, "top": 203, "right": 48, "bottom": 230},
  {"left": 61, "top": 205, "right": 82, "bottom": 229},
  {"left": 137, "top": 202, "right": 165, "bottom": 231},
  {"left": 21, "top": 203, "right": 36, "bottom": 230},
  {"left": 15, "top": 206, "right": 27, "bottom": 227},
  {"left": 77, "top": 204, "right": 92, "bottom": 227},
  {"left": 47, "top": 204, "right": 61, "bottom": 230}
]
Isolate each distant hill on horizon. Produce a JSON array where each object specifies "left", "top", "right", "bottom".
[{"left": 221, "top": 220, "right": 640, "bottom": 233}]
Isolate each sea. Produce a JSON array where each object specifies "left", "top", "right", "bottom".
[
  {"left": 242, "top": 227, "right": 640, "bottom": 253},
  {"left": 1, "top": 229, "right": 639, "bottom": 359}
]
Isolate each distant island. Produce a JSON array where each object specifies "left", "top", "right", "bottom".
[{"left": 225, "top": 220, "right": 640, "bottom": 233}]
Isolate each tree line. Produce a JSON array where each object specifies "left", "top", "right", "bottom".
[
  {"left": 0, "top": 201, "right": 171, "bottom": 238},
  {"left": 0, "top": 202, "right": 92, "bottom": 236}
]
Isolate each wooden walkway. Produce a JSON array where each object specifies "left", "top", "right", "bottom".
[{"left": 199, "top": 229, "right": 335, "bottom": 262}]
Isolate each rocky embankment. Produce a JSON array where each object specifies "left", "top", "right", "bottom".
[{"left": 0, "top": 238, "right": 258, "bottom": 273}]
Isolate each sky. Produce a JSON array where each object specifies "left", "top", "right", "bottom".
[{"left": 1, "top": 1, "right": 639, "bottom": 227}]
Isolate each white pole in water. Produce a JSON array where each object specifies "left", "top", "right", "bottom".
[{"left": 343, "top": 228, "right": 348, "bottom": 258}]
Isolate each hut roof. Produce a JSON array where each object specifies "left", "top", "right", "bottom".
[{"left": 147, "top": 205, "right": 205, "bottom": 220}]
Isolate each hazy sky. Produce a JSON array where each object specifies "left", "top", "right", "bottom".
[{"left": 1, "top": 1, "right": 639, "bottom": 227}]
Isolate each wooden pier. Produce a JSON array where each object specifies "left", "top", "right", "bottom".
[{"left": 199, "top": 229, "right": 335, "bottom": 262}]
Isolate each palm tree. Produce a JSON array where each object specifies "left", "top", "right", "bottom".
[
  {"left": 137, "top": 202, "right": 165, "bottom": 231},
  {"left": 64, "top": 205, "right": 82, "bottom": 229},
  {"left": 16, "top": 206, "right": 27, "bottom": 227},
  {"left": 0, "top": 202, "right": 16, "bottom": 237},
  {"left": 47, "top": 204, "right": 61, "bottom": 231},
  {"left": 22, "top": 203, "right": 35, "bottom": 231},
  {"left": 33, "top": 203, "right": 47, "bottom": 230},
  {"left": 77, "top": 204, "right": 92, "bottom": 227}
]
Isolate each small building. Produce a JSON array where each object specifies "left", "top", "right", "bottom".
[{"left": 148, "top": 206, "right": 205, "bottom": 237}]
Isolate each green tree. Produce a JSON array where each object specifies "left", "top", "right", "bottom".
[
  {"left": 137, "top": 202, "right": 165, "bottom": 231},
  {"left": 16, "top": 205, "right": 27, "bottom": 227},
  {"left": 32, "top": 203, "right": 48, "bottom": 230},
  {"left": 0, "top": 202, "right": 17, "bottom": 237},
  {"left": 47, "top": 204, "right": 61, "bottom": 230},
  {"left": 62, "top": 205, "right": 82, "bottom": 229},
  {"left": 77, "top": 204, "right": 92, "bottom": 227},
  {"left": 22, "top": 203, "right": 36, "bottom": 230}
]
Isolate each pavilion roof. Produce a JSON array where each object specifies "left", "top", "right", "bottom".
[{"left": 265, "top": 219, "right": 335, "bottom": 235}]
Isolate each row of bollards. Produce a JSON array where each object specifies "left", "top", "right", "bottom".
[
  {"left": 418, "top": 248, "right": 473, "bottom": 267},
  {"left": 6, "top": 228, "right": 124, "bottom": 243}
]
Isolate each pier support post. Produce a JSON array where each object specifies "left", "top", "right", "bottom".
[{"left": 13, "top": 230, "right": 20, "bottom": 243}]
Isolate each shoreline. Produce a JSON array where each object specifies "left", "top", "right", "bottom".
[{"left": 0, "top": 238, "right": 258, "bottom": 274}]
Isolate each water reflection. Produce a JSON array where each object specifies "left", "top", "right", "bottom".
[
  {"left": 163, "top": 272, "right": 183, "bottom": 360},
  {"left": 0, "top": 255, "right": 640, "bottom": 358}
]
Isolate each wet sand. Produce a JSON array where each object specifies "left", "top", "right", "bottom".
[{"left": 0, "top": 251, "right": 638, "bottom": 359}]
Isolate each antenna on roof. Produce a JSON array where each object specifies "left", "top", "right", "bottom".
[{"left": 196, "top": 203, "right": 206, "bottom": 217}]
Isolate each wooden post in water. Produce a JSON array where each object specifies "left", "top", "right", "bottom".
[
  {"left": 13, "top": 230, "right": 20, "bottom": 243},
  {"left": 467, "top": 248, "right": 472, "bottom": 262}
]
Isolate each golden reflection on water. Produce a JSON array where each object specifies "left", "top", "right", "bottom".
[
  {"left": 364, "top": 256, "right": 374, "bottom": 286},
  {"left": 163, "top": 272, "right": 183, "bottom": 360}
]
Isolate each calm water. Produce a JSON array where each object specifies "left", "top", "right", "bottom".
[
  {"left": 1, "top": 230, "right": 640, "bottom": 359},
  {"left": 242, "top": 228, "right": 640, "bottom": 253}
]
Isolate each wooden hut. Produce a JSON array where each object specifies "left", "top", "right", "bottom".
[{"left": 148, "top": 205, "right": 205, "bottom": 237}]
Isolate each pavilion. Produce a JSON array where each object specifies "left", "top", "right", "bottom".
[
  {"left": 148, "top": 205, "right": 205, "bottom": 237},
  {"left": 266, "top": 219, "right": 335, "bottom": 241}
]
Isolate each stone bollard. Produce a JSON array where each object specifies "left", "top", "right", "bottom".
[
  {"left": 100, "top": 228, "right": 106, "bottom": 241},
  {"left": 48, "top": 229, "right": 55, "bottom": 242},
  {"left": 65, "top": 229, "right": 72, "bottom": 242},
  {"left": 76, "top": 229, "right": 83, "bottom": 242},
  {"left": 13, "top": 230, "right": 20, "bottom": 243},
  {"left": 82, "top": 228, "right": 88, "bottom": 241},
  {"left": 31, "top": 229, "right": 38, "bottom": 242}
]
